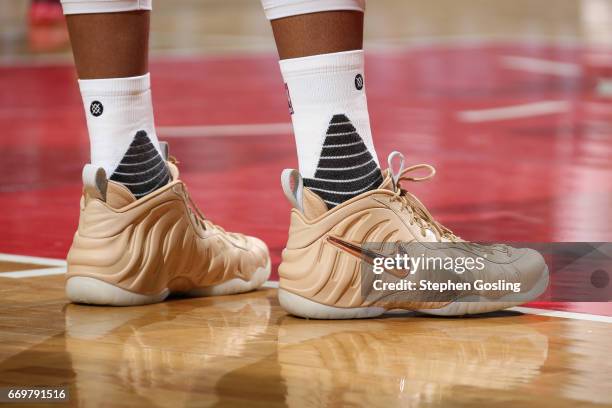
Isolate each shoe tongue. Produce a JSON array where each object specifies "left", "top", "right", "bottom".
[
  {"left": 301, "top": 188, "right": 328, "bottom": 219},
  {"left": 105, "top": 181, "right": 137, "bottom": 208},
  {"left": 167, "top": 160, "right": 179, "bottom": 180},
  {"left": 378, "top": 169, "right": 395, "bottom": 191}
]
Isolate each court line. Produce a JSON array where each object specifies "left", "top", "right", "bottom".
[
  {"left": 500, "top": 56, "right": 581, "bottom": 77},
  {"left": 261, "top": 280, "right": 611, "bottom": 323},
  {"left": 510, "top": 306, "right": 612, "bottom": 324},
  {"left": 157, "top": 123, "right": 292, "bottom": 138},
  {"left": 2, "top": 267, "right": 67, "bottom": 279},
  {"left": 0, "top": 252, "right": 66, "bottom": 266},
  {"left": 457, "top": 100, "right": 570, "bottom": 123}
]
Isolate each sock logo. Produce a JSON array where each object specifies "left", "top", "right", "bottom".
[
  {"left": 355, "top": 74, "right": 364, "bottom": 90},
  {"left": 90, "top": 101, "right": 104, "bottom": 117},
  {"left": 285, "top": 83, "right": 294, "bottom": 115}
]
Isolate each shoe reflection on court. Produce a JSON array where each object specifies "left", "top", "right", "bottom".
[
  {"left": 63, "top": 292, "right": 275, "bottom": 406},
  {"left": 0, "top": 280, "right": 610, "bottom": 407}
]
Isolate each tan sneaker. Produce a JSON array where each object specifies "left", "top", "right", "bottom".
[
  {"left": 66, "top": 143, "right": 270, "bottom": 306},
  {"left": 278, "top": 151, "right": 548, "bottom": 319}
]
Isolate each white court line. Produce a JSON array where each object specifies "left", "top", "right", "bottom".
[
  {"left": 0, "top": 252, "right": 66, "bottom": 266},
  {"left": 262, "top": 280, "right": 610, "bottom": 323},
  {"left": 500, "top": 56, "right": 581, "bottom": 77},
  {"left": 510, "top": 306, "right": 612, "bottom": 324},
  {"left": 157, "top": 123, "right": 292, "bottom": 138},
  {"left": 2, "top": 267, "right": 67, "bottom": 279},
  {"left": 458, "top": 100, "right": 570, "bottom": 123}
]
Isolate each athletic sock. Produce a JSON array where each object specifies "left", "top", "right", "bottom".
[
  {"left": 78, "top": 73, "right": 170, "bottom": 198},
  {"left": 280, "top": 50, "right": 382, "bottom": 209}
]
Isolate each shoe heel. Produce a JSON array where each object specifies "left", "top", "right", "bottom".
[{"left": 66, "top": 226, "right": 171, "bottom": 305}]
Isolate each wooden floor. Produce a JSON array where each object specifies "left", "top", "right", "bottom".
[
  {"left": 0, "top": 274, "right": 609, "bottom": 407},
  {"left": 2, "top": 0, "right": 612, "bottom": 406}
]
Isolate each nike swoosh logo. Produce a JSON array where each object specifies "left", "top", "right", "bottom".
[{"left": 326, "top": 235, "right": 410, "bottom": 279}]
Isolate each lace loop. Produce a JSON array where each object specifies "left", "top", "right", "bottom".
[
  {"left": 387, "top": 151, "right": 406, "bottom": 190},
  {"left": 398, "top": 164, "right": 436, "bottom": 182},
  {"left": 388, "top": 159, "right": 456, "bottom": 242}
]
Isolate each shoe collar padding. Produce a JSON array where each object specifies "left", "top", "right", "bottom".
[
  {"left": 83, "top": 159, "right": 179, "bottom": 209},
  {"left": 281, "top": 167, "right": 396, "bottom": 221}
]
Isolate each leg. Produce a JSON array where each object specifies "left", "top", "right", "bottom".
[
  {"left": 262, "top": 0, "right": 382, "bottom": 209},
  {"left": 264, "top": 1, "right": 548, "bottom": 319},
  {"left": 61, "top": 0, "right": 169, "bottom": 197},
  {"left": 270, "top": 11, "right": 363, "bottom": 59},
  {"left": 66, "top": 11, "right": 149, "bottom": 79},
  {"left": 62, "top": 1, "right": 270, "bottom": 306}
]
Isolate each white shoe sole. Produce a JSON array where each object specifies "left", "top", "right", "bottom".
[
  {"left": 279, "top": 266, "right": 549, "bottom": 319},
  {"left": 278, "top": 289, "right": 386, "bottom": 319},
  {"left": 66, "top": 260, "right": 271, "bottom": 306}
]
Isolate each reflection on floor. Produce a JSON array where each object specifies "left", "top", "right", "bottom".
[
  {"left": 0, "top": 275, "right": 610, "bottom": 407},
  {"left": 1, "top": 1, "right": 611, "bottom": 406}
]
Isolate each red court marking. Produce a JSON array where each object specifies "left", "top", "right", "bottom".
[{"left": 1, "top": 43, "right": 611, "bottom": 315}]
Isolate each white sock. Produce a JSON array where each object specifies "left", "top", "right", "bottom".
[
  {"left": 78, "top": 73, "right": 161, "bottom": 174},
  {"left": 280, "top": 50, "right": 382, "bottom": 208},
  {"left": 78, "top": 73, "right": 170, "bottom": 198}
]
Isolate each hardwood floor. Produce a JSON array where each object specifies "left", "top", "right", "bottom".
[
  {"left": 0, "top": 275, "right": 610, "bottom": 407},
  {"left": 1, "top": 0, "right": 612, "bottom": 406}
]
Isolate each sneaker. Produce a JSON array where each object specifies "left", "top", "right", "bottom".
[
  {"left": 277, "top": 151, "right": 548, "bottom": 319},
  {"left": 66, "top": 143, "right": 271, "bottom": 306}
]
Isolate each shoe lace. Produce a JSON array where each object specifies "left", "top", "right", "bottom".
[
  {"left": 390, "top": 163, "right": 457, "bottom": 242},
  {"left": 387, "top": 152, "right": 510, "bottom": 255},
  {"left": 181, "top": 182, "right": 228, "bottom": 234},
  {"left": 169, "top": 156, "right": 240, "bottom": 239}
]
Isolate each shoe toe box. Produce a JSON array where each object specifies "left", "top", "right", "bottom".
[
  {"left": 247, "top": 236, "right": 270, "bottom": 264},
  {"left": 512, "top": 248, "right": 548, "bottom": 290}
]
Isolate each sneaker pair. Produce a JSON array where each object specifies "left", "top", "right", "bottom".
[{"left": 66, "top": 144, "right": 548, "bottom": 317}]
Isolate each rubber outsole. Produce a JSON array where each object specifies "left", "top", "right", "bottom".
[
  {"left": 279, "top": 266, "right": 549, "bottom": 319},
  {"left": 278, "top": 289, "right": 386, "bottom": 319},
  {"left": 66, "top": 277, "right": 169, "bottom": 306},
  {"left": 66, "top": 260, "right": 271, "bottom": 306}
]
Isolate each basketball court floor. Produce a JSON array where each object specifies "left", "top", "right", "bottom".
[{"left": 1, "top": 0, "right": 611, "bottom": 406}]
